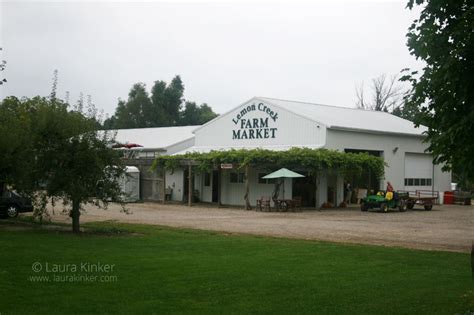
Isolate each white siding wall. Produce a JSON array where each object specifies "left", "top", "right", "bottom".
[
  {"left": 316, "top": 171, "right": 327, "bottom": 208},
  {"left": 219, "top": 168, "right": 292, "bottom": 207},
  {"left": 201, "top": 175, "right": 213, "bottom": 202},
  {"left": 192, "top": 172, "right": 217, "bottom": 203},
  {"left": 325, "top": 129, "right": 451, "bottom": 201},
  {"left": 194, "top": 99, "right": 326, "bottom": 148},
  {"left": 165, "top": 170, "right": 184, "bottom": 202},
  {"left": 404, "top": 153, "right": 434, "bottom": 192}
]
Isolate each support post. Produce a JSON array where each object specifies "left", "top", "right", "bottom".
[
  {"left": 218, "top": 166, "right": 222, "bottom": 208},
  {"left": 162, "top": 168, "right": 166, "bottom": 204},
  {"left": 315, "top": 171, "right": 319, "bottom": 209},
  {"left": 188, "top": 164, "right": 192, "bottom": 207},
  {"left": 244, "top": 165, "right": 251, "bottom": 210}
]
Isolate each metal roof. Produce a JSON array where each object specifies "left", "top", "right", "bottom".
[
  {"left": 111, "top": 126, "right": 199, "bottom": 150},
  {"left": 257, "top": 97, "right": 427, "bottom": 136}
]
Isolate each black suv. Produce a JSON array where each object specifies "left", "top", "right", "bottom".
[{"left": 0, "top": 190, "right": 34, "bottom": 218}]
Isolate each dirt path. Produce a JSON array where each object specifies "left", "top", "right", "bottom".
[{"left": 47, "top": 202, "right": 473, "bottom": 253}]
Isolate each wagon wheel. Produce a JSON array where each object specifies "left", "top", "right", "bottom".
[
  {"left": 380, "top": 203, "right": 388, "bottom": 213},
  {"left": 406, "top": 201, "right": 415, "bottom": 210},
  {"left": 399, "top": 200, "right": 407, "bottom": 212},
  {"left": 424, "top": 205, "right": 433, "bottom": 211}
]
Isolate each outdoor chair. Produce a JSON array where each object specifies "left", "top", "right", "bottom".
[
  {"left": 292, "top": 196, "right": 302, "bottom": 209},
  {"left": 256, "top": 196, "right": 271, "bottom": 212}
]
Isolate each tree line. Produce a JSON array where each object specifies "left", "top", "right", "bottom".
[{"left": 103, "top": 75, "right": 218, "bottom": 129}]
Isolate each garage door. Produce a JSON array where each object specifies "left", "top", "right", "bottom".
[{"left": 404, "top": 153, "right": 433, "bottom": 189}]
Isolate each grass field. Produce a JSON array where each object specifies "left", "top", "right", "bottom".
[{"left": 0, "top": 219, "right": 472, "bottom": 314}]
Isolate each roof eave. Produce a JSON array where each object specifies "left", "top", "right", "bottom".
[
  {"left": 328, "top": 126, "right": 427, "bottom": 138},
  {"left": 116, "top": 147, "right": 167, "bottom": 152}
]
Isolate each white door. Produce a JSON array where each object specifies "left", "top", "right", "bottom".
[{"left": 404, "top": 153, "right": 433, "bottom": 191}]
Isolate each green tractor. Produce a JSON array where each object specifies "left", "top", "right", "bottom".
[{"left": 360, "top": 191, "right": 409, "bottom": 213}]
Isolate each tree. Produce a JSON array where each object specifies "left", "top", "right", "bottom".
[
  {"left": 403, "top": 0, "right": 474, "bottom": 180},
  {"left": 161, "top": 76, "right": 184, "bottom": 125},
  {"left": 111, "top": 83, "right": 153, "bottom": 129},
  {"left": 356, "top": 74, "right": 405, "bottom": 112},
  {"left": 150, "top": 80, "right": 167, "bottom": 126},
  {"left": 0, "top": 96, "right": 126, "bottom": 233},
  {"left": 0, "top": 97, "right": 33, "bottom": 193},
  {"left": 50, "top": 69, "right": 58, "bottom": 101},
  {"left": 196, "top": 103, "right": 219, "bottom": 124},
  {"left": 391, "top": 102, "right": 419, "bottom": 122},
  {"left": 180, "top": 101, "right": 218, "bottom": 125},
  {"left": 0, "top": 47, "right": 6, "bottom": 85},
  {"left": 104, "top": 76, "right": 219, "bottom": 129}
]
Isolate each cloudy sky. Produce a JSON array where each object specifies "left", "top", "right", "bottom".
[{"left": 1, "top": 0, "right": 422, "bottom": 116}]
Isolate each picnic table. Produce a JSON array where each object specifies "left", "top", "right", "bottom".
[{"left": 257, "top": 197, "right": 302, "bottom": 212}]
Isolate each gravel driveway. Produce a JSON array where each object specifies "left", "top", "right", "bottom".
[{"left": 48, "top": 202, "right": 473, "bottom": 253}]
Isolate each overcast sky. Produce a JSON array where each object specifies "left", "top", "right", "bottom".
[{"left": 1, "top": 1, "right": 422, "bottom": 116}]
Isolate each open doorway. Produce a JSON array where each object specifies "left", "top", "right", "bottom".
[
  {"left": 212, "top": 170, "right": 219, "bottom": 203},
  {"left": 345, "top": 149, "right": 382, "bottom": 195},
  {"left": 292, "top": 173, "right": 316, "bottom": 207}
]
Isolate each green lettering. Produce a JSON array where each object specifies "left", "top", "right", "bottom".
[
  {"left": 232, "top": 130, "right": 241, "bottom": 139},
  {"left": 270, "top": 128, "right": 277, "bottom": 138},
  {"left": 253, "top": 118, "right": 259, "bottom": 128}
]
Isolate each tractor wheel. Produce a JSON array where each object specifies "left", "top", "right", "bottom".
[
  {"left": 380, "top": 203, "right": 389, "bottom": 213},
  {"left": 399, "top": 200, "right": 407, "bottom": 212},
  {"left": 424, "top": 205, "right": 433, "bottom": 211},
  {"left": 407, "top": 201, "right": 415, "bottom": 210},
  {"left": 360, "top": 203, "right": 369, "bottom": 212}
]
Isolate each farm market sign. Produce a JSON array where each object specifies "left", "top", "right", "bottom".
[{"left": 231, "top": 103, "right": 278, "bottom": 140}]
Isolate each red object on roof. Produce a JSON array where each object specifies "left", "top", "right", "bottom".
[
  {"left": 124, "top": 143, "right": 143, "bottom": 149},
  {"left": 112, "top": 143, "right": 143, "bottom": 149}
]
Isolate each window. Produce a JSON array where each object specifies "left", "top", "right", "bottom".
[
  {"left": 204, "top": 173, "right": 211, "bottom": 187},
  {"left": 230, "top": 172, "right": 245, "bottom": 183},
  {"left": 404, "top": 178, "right": 432, "bottom": 186}
]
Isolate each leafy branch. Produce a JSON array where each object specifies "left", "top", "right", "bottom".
[{"left": 152, "top": 148, "right": 385, "bottom": 179}]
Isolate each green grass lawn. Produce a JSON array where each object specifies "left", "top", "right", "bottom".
[{"left": 0, "top": 220, "right": 472, "bottom": 314}]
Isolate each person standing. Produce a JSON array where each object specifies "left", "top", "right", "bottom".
[
  {"left": 345, "top": 182, "right": 352, "bottom": 204},
  {"left": 386, "top": 181, "right": 394, "bottom": 192}
]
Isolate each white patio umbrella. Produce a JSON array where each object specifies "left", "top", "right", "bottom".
[{"left": 262, "top": 168, "right": 305, "bottom": 199}]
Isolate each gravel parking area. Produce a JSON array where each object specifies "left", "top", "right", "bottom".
[{"left": 47, "top": 202, "right": 473, "bottom": 253}]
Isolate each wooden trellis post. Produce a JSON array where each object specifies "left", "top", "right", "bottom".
[
  {"left": 162, "top": 167, "right": 166, "bottom": 205},
  {"left": 188, "top": 164, "right": 193, "bottom": 207},
  {"left": 218, "top": 166, "right": 222, "bottom": 208},
  {"left": 244, "top": 165, "right": 251, "bottom": 210}
]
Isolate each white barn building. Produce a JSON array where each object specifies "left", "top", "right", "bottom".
[{"left": 115, "top": 96, "right": 451, "bottom": 207}]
